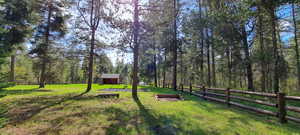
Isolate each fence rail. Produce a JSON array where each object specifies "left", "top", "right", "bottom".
[{"left": 178, "top": 85, "right": 300, "bottom": 124}]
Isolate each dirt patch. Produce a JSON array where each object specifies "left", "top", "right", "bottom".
[
  {"left": 99, "top": 88, "right": 150, "bottom": 92},
  {"left": 155, "top": 94, "right": 183, "bottom": 101},
  {"left": 156, "top": 98, "right": 182, "bottom": 101},
  {"left": 2, "top": 126, "right": 31, "bottom": 135}
]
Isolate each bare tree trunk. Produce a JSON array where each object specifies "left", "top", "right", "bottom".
[
  {"left": 206, "top": 30, "right": 211, "bottom": 87},
  {"left": 70, "top": 63, "right": 75, "bottom": 83},
  {"left": 292, "top": 2, "right": 300, "bottom": 89},
  {"left": 198, "top": 0, "right": 204, "bottom": 84},
  {"left": 132, "top": 0, "right": 140, "bottom": 98},
  {"left": 270, "top": 7, "right": 280, "bottom": 93},
  {"left": 70, "top": 61, "right": 78, "bottom": 83},
  {"left": 86, "top": 0, "right": 96, "bottom": 92},
  {"left": 86, "top": 28, "right": 95, "bottom": 92},
  {"left": 221, "top": 71, "right": 224, "bottom": 87},
  {"left": 40, "top": 1, "right": 52, "bottom": 88},
  {"left": 211, "top": 32, "right": 217, "bottom": 87},
  {"left": 242, "top": 27, "right": 254, "bottom": 91},
  {"left": 258, "top": 5, "right": 266, "bottom": 92},
  {"left": 153, "top": 45, "right": 158, "bottom": 87},
  {"left": 239, "top": 68, "right": 243, "bottom": 88},
  {"left": 227, "top": 47, "right": 232, "bottom": 88},
  {"left": 157, "top": 61, "right": 160, "bottom": 87},
  {"left": 269, "top": 66, "right": 273, "bottom": 92},
  {"left": 10, "top": 55, "right": 15, "bottom": 82},
  {"left": 180, "top": 44, "right": 183, "bottom": 86},
  {"left": 172, "top": 0, "right": 178, "bottom": 91},
  {"left": 205, "top": 2, "right": 211, "bottom": 87},
  {"left": 200, "top": 40, "right": 204, "bottom": 84},
  {"left": 163, "top": 51, "right": 167, "bottom": 88}
]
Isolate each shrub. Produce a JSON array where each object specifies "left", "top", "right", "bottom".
[
  {"left": 0, "top": 104, "right": 8, "bottom": 128},
  {"left": 0, "top": 82, "right": 16, "bottom": 89}
]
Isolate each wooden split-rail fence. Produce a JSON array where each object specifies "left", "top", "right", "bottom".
[{"left": 175, "top": 85, "right": 300, "bottom": 124}]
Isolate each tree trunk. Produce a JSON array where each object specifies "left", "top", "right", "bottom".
[
  {"left": 180, "top": 45, "right": 183, "bottom": 87},
  {"left": 70, "top": 62, "right": 75, "bottom": 83},
  {"left": 172, "top": 0, "right": 178, "bottom": 91},
  {"left": 198, "top": 0, "right": 204, "bottom": 84},
  {"left": 157, "top": 61, "right": 160, "bottom": 87},
  {"left": 211, "top": 30, "right": 217, "bottom": 87},
  {"left": 132, "top": 0, "right": 140, "bottom": 99},
  {"left": 39, "top": 2, "right": 52, "bottom": 88},
  {"left": 86, "top": 0, "right": 96, "bottom": 92},
  {"left": 242, "top": 27, "right": 254, "bottom": 91},
  {"left": 269, "top": 66, "right": 273, "bottom": 92},
  {"left": 153, "top": 45, "right": 158, "bottom": 87},
  {"left": 227, "top": 47, "right": 232, "bottom": 87},
  {"left": 292, "top": 2, "right": 300, "bottom": 89},
  {"left": 270, "top": 7, "right": 280, "bottom": 93},
  {"left": 206, "top": 30, "right": 211, "bottom": 87},
  {"left": 10, "top": 55, "right": 15, "bottom": 82},
  {"left": 258, "top": 5, "right": 266, "bottom": 92},
  {"left": 205, "top": 2, "right": 211, "bottom": 87},
  {"left": 200, "top": 39, "right": 204, "bottom": 84},
  {"left": 163, "top": 50, "right": 167, "bottom": 88},
  {"left": 86, "top": 28, "right": 95, "bottom": 92},
  {"left": 239, "top": 68, "right": 243, "bottom": 88}
]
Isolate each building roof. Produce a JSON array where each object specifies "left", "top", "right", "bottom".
[{"left": 101, "top": 74, "right": 120, "bottom": 79}]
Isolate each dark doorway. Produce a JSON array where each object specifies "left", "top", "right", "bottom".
[{"left": 103, "top": 78, "right": 118, "bottom": 84}]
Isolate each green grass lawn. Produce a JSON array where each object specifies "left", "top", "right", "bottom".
[{"left": 0, "top": 84, "right": 300, "bottom": 135}]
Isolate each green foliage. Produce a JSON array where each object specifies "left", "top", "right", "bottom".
[
  {"left": 0, "top": 0, "right": 36, "bottom": 66},
  {"left": 0, "top": 72, "right": 8, "bottom": 82},
  {"left": 96, "top": 53, "right": 114, "bottom": 75},
  {"left": 0, "top": 103, "right": 8, "bottom": 128},
  {"left": 28, "top": 0, "right": 70, "bottom": 85},
  {"left": 29, "top": 0, "right": 69, "bottom": 53},
  {"left": 0, "top": 82, "right": 16, "bottom": 89}
]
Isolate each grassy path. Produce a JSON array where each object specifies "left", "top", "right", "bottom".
[{"left": 0, "top": 84, "right": 300, "bottom": 135}]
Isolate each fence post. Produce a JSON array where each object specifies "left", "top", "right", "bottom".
[
  {"left": 226, "top": 88, "right": 231, "bottom": 107},
  {"left": 202, "top": 86, "right": 206, "bottom": 100},
  {"left": 277, "top": 92, "right": 287, "bottom": 123},
  {"left": 189, "top": 83, "right": 192, "bottom": 95}
]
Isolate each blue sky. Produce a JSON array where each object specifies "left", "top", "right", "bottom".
[{"left": 278, "top": 4, "right": 296, "bottom": 44}]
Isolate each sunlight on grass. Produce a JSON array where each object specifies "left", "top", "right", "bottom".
[
  {"left": 0, "top": 84, "right": 141, "bottom": 101},
  {"left": 0, "top": 84, "right": 300, "bottom": 135}
]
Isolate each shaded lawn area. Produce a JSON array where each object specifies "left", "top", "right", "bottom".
[{"left": 0, "top": 84, "right": 300, "bottom": 135}]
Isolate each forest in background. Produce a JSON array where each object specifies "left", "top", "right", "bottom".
[{"left": 0, "top": 0, "right": 300, "bottom": 95}]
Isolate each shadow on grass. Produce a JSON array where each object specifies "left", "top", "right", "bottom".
[
  {"left": 133, "top": 96, "right": 206, "bottom": 135},
  {"left": 4, "top": 86, "right": 300, "bottom": 134},
  {"left": 103, "top": 106, "right": 142, "bottom": 135},
  {"left": 3, "top": 92, "right": 91, "bottom": 126},
  {"left": 0, "top": 88, "right": 53, "bottom": 98},
  {"left": 180, "top": 90, "right": 300, "bottom": 133},
  {"left": 134, "top": 97, "right": 176, "bottom": 135}
]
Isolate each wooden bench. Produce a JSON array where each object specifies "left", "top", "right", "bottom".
[
  {"left": 156, "top": 94, "right": 181, "bottom": 98},
  {"left": 155, "top": 94, "right": 182, "bottom": 101},
  {"left": 96, "top": 93, "right": 119, "bottom": 98}
]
